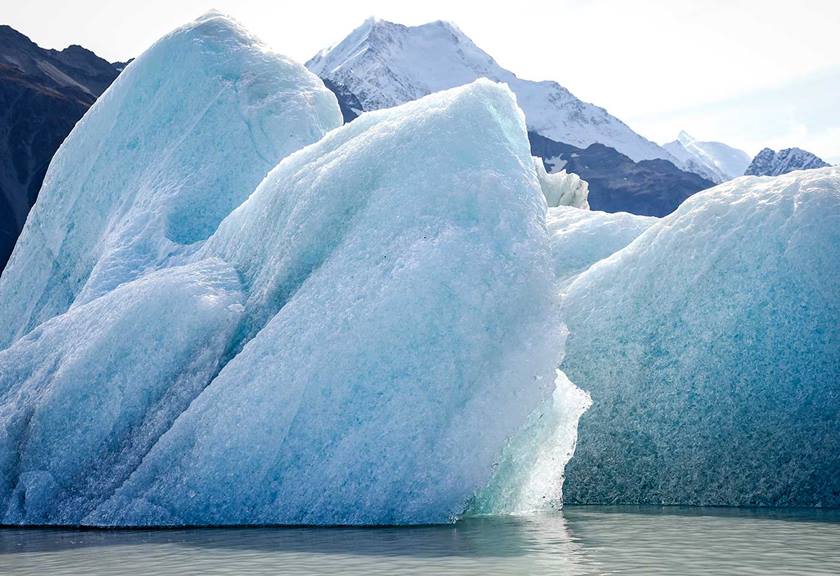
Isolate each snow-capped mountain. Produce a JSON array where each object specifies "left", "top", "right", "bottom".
[
  {"left": 307, "top": 18, "right": 675, "bottom": 163},
  {"left": 745, "top": 147, "right": 830, "bottom": 176},
  {"left": 663, "top": 131, "right": 750, "bottom": 183}
]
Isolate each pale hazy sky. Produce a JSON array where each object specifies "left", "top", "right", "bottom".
[{"left": 5, "top": 0, "right": 840, "bottom": 161}]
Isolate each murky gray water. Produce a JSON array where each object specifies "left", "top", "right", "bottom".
[{"left": 1, "top": 506, "right": 839, "bottom": 575}]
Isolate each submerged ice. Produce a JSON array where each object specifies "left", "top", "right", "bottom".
[
  {"left": 0, "top": 12, "right": 583, "bottom": 526},
  {"left": 561, "top": 167, "right": 840, "bottom": 507}
]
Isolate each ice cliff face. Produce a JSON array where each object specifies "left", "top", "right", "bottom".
[
  {"left": 663, "top": 131, "right": 751, "bottom": 183},
  {"left": 560, "top": 167, "right": 840, "bottom": 506},
  {"left": 307, "top": 19, "right": 674, "bottom": 163},
  {"left": 0, "top": 13, "right": 342, "bottom": 348},
  {"left": 745, "top": 147, "right": 830, "bottom": 176},
  {"left": 0, "top": 13, "right": 584, "bottom": 525}
]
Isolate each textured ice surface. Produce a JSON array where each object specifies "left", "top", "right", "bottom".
[
  {"left": 0, "top": 78, "right": 568, "bottom": 527},
  {"left": 0, "top": 259, "right": 243, "bottom": 524},
  {"left": 87, "top": 80, "right": 567, "bottom": 526},
  {"left": 547, "top": 206, "right": 656, "bottom": 284},
  {"left": 0, "top": 12, "right": 341, "bottom": 347},
  {"left": 534, "top": 158, "right": 589, "bottom": 209},
  {"left": 561, "top": 167, "right": 840, "bottom": 506}
]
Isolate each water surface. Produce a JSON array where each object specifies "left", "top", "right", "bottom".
[{"left": 2, "top": 506, "right": 838, "bottom": 575}]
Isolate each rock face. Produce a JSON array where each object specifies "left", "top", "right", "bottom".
[
  {"left": 0, "top": 25, "right": 120, "bottom": 271},
  {"left": 561, "top": 167, "right": 840, "bottom": 507},
  {"left": 530, "top": 132, "right": 714, "bottom": 217},
  {"left": 745, "top": 147, "right": 830, "bottom": 176},
  {"left": 663, "top": 131, "right": 751, "bottom": 183}
]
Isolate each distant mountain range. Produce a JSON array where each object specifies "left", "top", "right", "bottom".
[
  {"left": 0, "top": 19, "right": 833, "bottom": 273},
  {"left": 745, "top": 147, "right": 830, "bottom": 176},
  {"left": 663, "top": 131, "right": 751, "bottom": 183},
  {"left": 306, "top": 18, "right": 720, "bottom": 217},
  {"left": 0, "top": 25, "right": 120, "bottom": 269},
  {"left": 529, "top": 132, "right": 713, "bottom": 217}
]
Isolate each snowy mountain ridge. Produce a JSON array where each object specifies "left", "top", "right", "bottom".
[
  {"left": 663, "top": 131, "right": 751, "bottom": 183},
  {"left": 307, "top": 18, "right": 676, "bottom": 163}
]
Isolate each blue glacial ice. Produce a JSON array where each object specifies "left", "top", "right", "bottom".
[
  {"left": 87, "top": 79, "right": 572, "bottom": 526},
  {"left": 0, "top": 259, "right": 244, "bottom": 524},
  {"left": 560, "top": 167, "right": 840, "bottom": 506},
  {"left": 0, "top": 11, "right": 583, "bottom": 524},
  {"left": 3, "top": 10, "right": 832, "bottom": 527},
  {"left": 546, "top": 206, "right": 656, "bottom": 285},
  {"left": 0, "top": 12, "right": 342, "bottom": 348}
]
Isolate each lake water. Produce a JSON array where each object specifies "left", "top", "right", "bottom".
[{"left": 2, "top": 506, "right": 839, "bottom": 575}]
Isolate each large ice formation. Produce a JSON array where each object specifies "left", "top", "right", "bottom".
[
  {"left": 561, "top": 167, "right": 840, "bottom": 507},
  {"left": 0, "top": 20, "right": 580, "bottom": 524},
  {"left": 0, "top": 12, "right": 342, "bottom": 348},
  {"left": 86, "top": 79, "right": 568, "bottom": 526}
]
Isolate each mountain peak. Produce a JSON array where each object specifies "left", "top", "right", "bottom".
[
  {"left": 745, "top": 147, "right": 829, "bottom": 176},
  {"left": 307, "top": 19, "right": 673, "bottom": 163},
  {"left": 663, "top": 131, "right": 751, "bottom": 183}
]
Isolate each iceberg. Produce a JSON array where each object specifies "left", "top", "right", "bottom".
[
  {"left": 0, "top": 29, "right": 579, "bottom": 524},
  {"left": 0, "top": 12, "right": 342, "bottom": 348},
  {"left": 87, "top": 79, "right": 569, "bottom": 526},
  {"left": 561, "top": 167, "right": 840, "bottom": 507}
]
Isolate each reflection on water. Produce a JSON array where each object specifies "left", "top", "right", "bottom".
[{"left": 1, "top": 506, "right": 839, "bottom": 575}]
